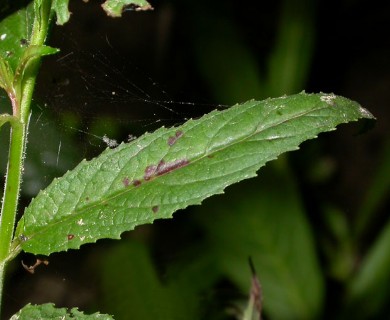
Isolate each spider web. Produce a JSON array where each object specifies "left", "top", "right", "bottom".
[{"left": 23, "top": 29, "right": 225, "bottom": 197}]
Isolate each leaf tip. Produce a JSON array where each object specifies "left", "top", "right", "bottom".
[{"left": 358, "top": 105, "right": 375, "bottom": 120}]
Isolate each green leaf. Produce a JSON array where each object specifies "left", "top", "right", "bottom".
[
  {"left": 267, "top": 0, "right": 315, "bottom": 96},
  {"left": 0, "top": 2, "right": 57, "bottom": 100},
  {"left": 50, "top": 0, "right": 153, "bottom": 25},
  {"left": 346, "top": 218, "right": 390, "bottom": 318},
  {"left": 10, "top": 303, "right": 114, "bottom": 320},
  {"left": 52, "top": 0, "right": 70, "bottom": 25},
  {"left": 355, "top": 139, "right": 390, "bottom": 236},
  {"left": 321, "top": 206, "right": 355, "bottom": 281},
  {"left": 101, "top": 0, "right": 153, "bottom": 18},
  {"left": 190, "top": 12, "right": 263, "bottom": 104},
  {"left": 0, "top": 2, "right": 34, "bottom": 72},
  {"left": 13, "top": 92, "right": 373, "bottom": 256},
  {"left": 189, "top": 0, "right": 314, "bottom": 104},
  {"left": 100, "top": 241, "right": 201, "bottom": 320},
  {"left": 195, "top": 166, "right": 324, "bottom": 319},
  {"left": 0, "top": 56, "right": 14, "bottom": 92},
  {"left": 19, "top": 45, "right": 59, "bottom": 67},
  {"left": 13, "top": 44, "right": 59, "bottom": 93},
  {"left": 0, "top": 113, "right": 15, "bottom": 129}
]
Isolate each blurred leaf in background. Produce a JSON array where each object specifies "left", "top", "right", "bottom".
[
  {"left": 98, "top": 240, "right": 219, "bottom": 320},
  {"left": 194, "top": 163, "right": 324, "bottom": 320}
]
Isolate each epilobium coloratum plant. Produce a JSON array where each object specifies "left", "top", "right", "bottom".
[{"left": 0, "top": 0, "right": 375, "bottom": 318}]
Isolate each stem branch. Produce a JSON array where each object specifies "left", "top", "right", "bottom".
[
  {"left": 0, "top": 1, "right": 52, "bottom": 313},
  {"left": 0, "top": 116, "right": 27, "bottom": 310}
]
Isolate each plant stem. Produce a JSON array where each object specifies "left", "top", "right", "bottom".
[
  {"left": 0, "top": 117, "right": 28, "bottom": 308},
  {"left": 0, "top": 262, "right": 6, "bottom": 312},
  {"left": 0, "top": 120, "right": 26, "bottom": 259},
  {"left": 0, "top": 1, "right": 52, "bottom": 314}
]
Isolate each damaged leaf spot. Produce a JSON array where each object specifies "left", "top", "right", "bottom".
[
  {"left": 133, "top": 179, "right": 141, "bottom": 187},
  {"left": 144, "top": 165, "right": 157, "bottom": 180},
  {"left": 168, "top": 130, "right": 184, "bottom": 146},
  {"left": 152, "top": 205, "right": 159, "bottom": 213},
  {"left": 320, "top": 93, "right": 337, "bottom": 106},
  {"left": 144, "top": 159, "right": 190, "bottom": 180},
  {"left": 156, "top": 159, "right": 189, "bottom": 176},
  {"left": 67, "top": 234, "right": 75, "bottom": 240},
  {"left": 122, "top": 177, "right": 130, "bottom": 187}
]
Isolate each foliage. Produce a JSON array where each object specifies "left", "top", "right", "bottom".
[
  {"left": 12, "top": 92, "right": 370, "bottom": 257},
  {"left": 0, "top": 0, "right": 382, "bottom": 319},
  {"left": 10, "top": 303, "right": 113, "bottom": 320}
]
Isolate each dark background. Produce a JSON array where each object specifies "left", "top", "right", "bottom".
[{"left": 2, "top": 0, "right": 389, "bottom": 319}]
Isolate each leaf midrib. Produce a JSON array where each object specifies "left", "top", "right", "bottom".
[{"left": 22, "top": 102, "right": 338, "bottom": 242}]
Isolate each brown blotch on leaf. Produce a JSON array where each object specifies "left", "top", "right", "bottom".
[
  {"left": 67, "top": 234, "right": 75, "bottom": 240},
  {"left": 156, "top": 160, "right": 166, "bottom": 171},
  {"left": 156, "top": 159, "right": 189, "bottom": 176},
  {"left": 133, "top": 179, "right": 141, "bottom": 187},
  {"left": 144, "top": 165, "right": 157, "bottom": 180},
  {"left": 168, "top": 130, "right": 184, "bottom": 146},
  {"left": 123, "top": 177, "right": 130, "bottom": 187},
  {"left": 152, "top": 205, "right": 159, "bottom": 213},
  {"left": 144, "top": 159, "right": 189, "bottom": 181},
  {"left": 22, "top": 258, "right": 49, "bottom": 274}
]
